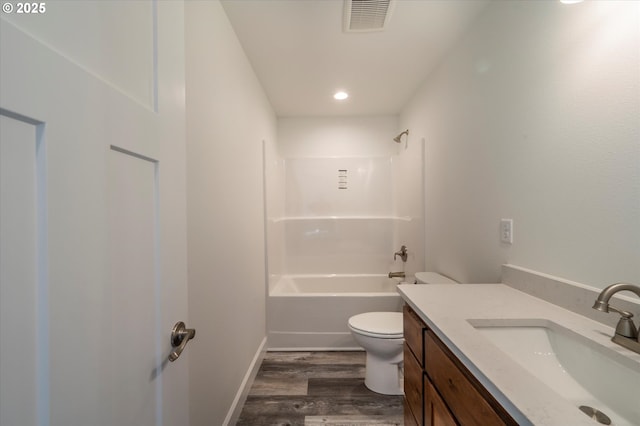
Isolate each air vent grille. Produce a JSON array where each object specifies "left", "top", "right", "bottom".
[{"left": 343, "top": 0, "right": 396, "bottom": 33}]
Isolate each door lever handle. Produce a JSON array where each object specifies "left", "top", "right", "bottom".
[{"left": 168, "top": 321, "right": 195, "bottom": 362}]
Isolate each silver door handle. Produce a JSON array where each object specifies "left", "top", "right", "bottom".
[{"left": 168, "top": 321, "right": 195, "bottom": 362}]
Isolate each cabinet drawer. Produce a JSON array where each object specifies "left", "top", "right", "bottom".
[
  {"left": 425, "top": 331, "right": 513, "bottom": 426},
  {"left": 403, "top": 304, "right": 425, "bottom": 365},
  {"left": 404, "top": 343, "right": 423, "bottom": 425}
]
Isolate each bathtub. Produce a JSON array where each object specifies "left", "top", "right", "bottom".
[{"left": 267, "top": 274, "right": 404, "bottom": 350}]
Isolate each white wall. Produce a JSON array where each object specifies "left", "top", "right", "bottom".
[
  {"left": 278, "top": 116, "right": 399, "bottom": 157},
  {"left": 185, "top": 1, "right": 276, "bottom": 425},
  {"left": 401, "top": 0, "right": 640, "bottom": 288}
]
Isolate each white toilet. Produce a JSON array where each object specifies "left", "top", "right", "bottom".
[{"left": 348, "top": 272, "right": 457, "bottom": 395}]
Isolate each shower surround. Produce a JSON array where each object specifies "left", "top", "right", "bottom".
[{"left": 264, "top": 117, "right": 424, "bottom": 350}]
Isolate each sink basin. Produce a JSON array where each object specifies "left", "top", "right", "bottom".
[{"left": 469, "top": 319, "right": 640, "bottom": 426}]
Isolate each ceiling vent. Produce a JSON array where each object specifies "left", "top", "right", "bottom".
[{"left": 343, "top": 0, "right": 396, "bottom": 33}]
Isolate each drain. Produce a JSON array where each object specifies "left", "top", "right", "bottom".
[{"left": 579, "top": 406, "right": 612, "bottom": 425}]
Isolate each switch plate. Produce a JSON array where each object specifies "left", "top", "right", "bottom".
[{"left": 500, "top": 219, "right": 513, "bottom": 244}]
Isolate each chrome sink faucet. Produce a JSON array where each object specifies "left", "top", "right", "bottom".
[{"left": 592, "top": 282, "right": 640, "bottom": 355}]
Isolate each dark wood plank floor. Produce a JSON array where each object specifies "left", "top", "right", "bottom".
[{"left": 236, "top": 351, "right": 403, "bottom": 426}]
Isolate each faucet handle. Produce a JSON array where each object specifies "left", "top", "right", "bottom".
[
  {"left": 607, "top": 305, "right": 638, "bottom": 338},
  {"left": 394, "top": 245, "right": 408, "bottom": 262},
  {"left": 615, "top": 315, "right": 638, "bottom": 339}
]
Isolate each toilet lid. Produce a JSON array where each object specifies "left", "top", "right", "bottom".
[
  {"left": 348, "top": 312, "right": 403, "bottom": 338},
  {"left": 415, "top": 272, "right": 457, "bottom": 284}
]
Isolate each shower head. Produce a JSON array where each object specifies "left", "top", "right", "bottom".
[{"left": 393, "top": 129, "right": 409, "bottom": 143}]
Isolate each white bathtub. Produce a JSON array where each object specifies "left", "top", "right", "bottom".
[
  {"left": 271, "top": 274, "right": 401, "bottom": 295},
  {"left": 267, "top": 274, "right": 404, "bottom": 350}
]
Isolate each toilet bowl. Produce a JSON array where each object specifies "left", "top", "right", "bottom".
[
  {"left": 348, "top": 312, "right": 404, "bottom": 395},
  {"left": 348, "top": 272, "right": 457, "bottom": 395}
]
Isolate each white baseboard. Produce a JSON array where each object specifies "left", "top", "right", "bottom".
[
  {"left": 223, "top": 336, "right": 267, "bottom": 426},
  {"left": 267, "top": 331, "right": 359, "bottom": 350},
  {"left": 267, "top": 346, "right": 364, "bottom": 352}
]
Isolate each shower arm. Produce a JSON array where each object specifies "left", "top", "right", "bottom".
[{"left": 393, "top": 129, "right": 409, "bottom": 143}]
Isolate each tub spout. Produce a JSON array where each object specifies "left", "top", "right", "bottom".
[{"left": 388, "top": 272, "right": 405, "bottom": 279}]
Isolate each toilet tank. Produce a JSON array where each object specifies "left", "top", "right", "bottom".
[{"left": 415, "top": 272, "right": 457, "bottom": 284}]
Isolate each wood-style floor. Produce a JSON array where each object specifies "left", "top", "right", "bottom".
[{"left": 236, "top": 351, "right": 404, "bottom": 426}]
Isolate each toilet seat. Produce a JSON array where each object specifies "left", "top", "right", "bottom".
[{"left": 348, "top": 312, "right": 403, "bottom": 339}]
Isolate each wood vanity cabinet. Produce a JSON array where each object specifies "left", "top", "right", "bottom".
[{"left": 403, "top": 305, "right": 518, "bottom": 426}]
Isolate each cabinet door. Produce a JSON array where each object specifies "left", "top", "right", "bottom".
[
  {"left": 425, "top": 378, "right": 458, "bottom": 426},
  {"left": 404, "top": 343, "right": 424, "bottom": 424},
  {"left": 404, "top": 398, "right": 420, "bottom": 426}
]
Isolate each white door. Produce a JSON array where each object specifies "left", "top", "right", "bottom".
[{"left": 0, "top": 2, "right": 189, "bottom": 425}]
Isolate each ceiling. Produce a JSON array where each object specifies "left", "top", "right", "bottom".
[{"left": 220, "top": 0, "right": 489, "bottom": 117}]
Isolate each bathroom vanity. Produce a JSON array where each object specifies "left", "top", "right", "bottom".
[
  {"left": 398, "top": 283, "right": 640, "bottom": 426},
  {"left": 403, "top": 304, "right": 516, "bottom": 426}
]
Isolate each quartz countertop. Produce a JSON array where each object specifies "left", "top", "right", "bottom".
[{"left": 398, "top": 283, "right": 640, "bottom": 426}]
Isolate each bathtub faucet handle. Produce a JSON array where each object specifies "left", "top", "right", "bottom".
[{"left": 394, "top": 245, "right": 408, "bottom": 263}]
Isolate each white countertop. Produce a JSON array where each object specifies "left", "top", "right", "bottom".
[{"left": 398, "top": 283, "right": 640, "bottom": 426}]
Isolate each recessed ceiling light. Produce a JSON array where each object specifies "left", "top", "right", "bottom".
[
  {"left": 560, "top": 0, "right": 583, "bottom": 4},
  {"left": 334, "top": 91, "right": 349, "bottom": 100}
]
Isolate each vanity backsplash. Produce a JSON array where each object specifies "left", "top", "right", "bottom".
[{"left": 502, "top": 264, "right": 640, "bottom": 329}]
